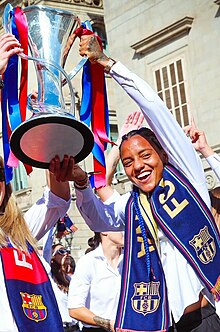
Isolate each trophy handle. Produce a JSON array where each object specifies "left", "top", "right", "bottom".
[
  {"left": 27, "top": 61, "right": 67, "bottom": 112},
  {"left": 19, "top": 54, "right": 75, "bottom": 114},
  {"left": 61, "top": 20, "right": 92, "bottom": 87}
]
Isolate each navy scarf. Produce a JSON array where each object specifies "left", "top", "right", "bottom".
[
  {"left": 151, "top": 164, "right": 220, "bottom": 297},
  {"left": 0, "top": 242, "right": 63, "bottom": 331},
  {"left": 115, "top": 164, "right": 220, "bottom": 332}
]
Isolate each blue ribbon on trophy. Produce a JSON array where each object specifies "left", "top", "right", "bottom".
[{"left": 1, "top": 5, "right": 31, "bottom": 183}]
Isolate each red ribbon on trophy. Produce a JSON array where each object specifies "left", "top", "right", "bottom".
[{"left": 75, "top": 26, "right": 114, "bottom": 189}]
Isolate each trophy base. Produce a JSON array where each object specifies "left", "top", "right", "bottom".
[{"left": 10, "top": 113, "right": 94, "bottom": 168}]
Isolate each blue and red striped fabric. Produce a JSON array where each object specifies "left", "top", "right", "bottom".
[
  {"left": 76, "top": 26, "right": 113, "bottom": 189},
  {"left": 0, "top": 244, "right": 63, "bottom": 331},
  {"left": 1, "top": 6, "right": 32, "bottom": 184}
]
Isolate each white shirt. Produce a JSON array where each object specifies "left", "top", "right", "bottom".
[
  {"left": 0, "top": 187, "right": 70, "bottom": 332},
  {"left": 51, "top": 279, "right": 79, "bottom": 326},
  {"left": 206, "top": 153, "right": 220, "bottom": 181},
  {"left": 205, "top": 152, "right": 220, "bottom": 318},
  {"left": 68, "top": 244, "right": 123, "bottom": 327},
  {"left": 75, "top": 61, "right": 216, "bottom": 323},
  {"left": 41, "top": 224, "right": 79, "bottom": 328},
  {"left": 25, "top": 186, "right": 71, "bottom": 241}
]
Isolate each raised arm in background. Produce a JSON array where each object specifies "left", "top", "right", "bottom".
[
  {"left": 97, "top": 111, "right": 144, "bottom": 201},
  {"left": 25, "top": 156, "right": 73, "bottom": 240},
  {"left": 184, "top": 117, "right": 215, "bottom": 158},
  {"left": 184, "top": 117, "right": 220, "bottom": 181}
]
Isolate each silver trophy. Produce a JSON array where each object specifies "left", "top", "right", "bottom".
[{"left": 3, "top": 4, "right": 94, "bottom": 168}]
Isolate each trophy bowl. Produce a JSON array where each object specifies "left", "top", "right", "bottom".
[
  {"left": 10, "top": 113, "right": 94, "bottom": 168},
  {"left": 4, "top": 4, "right": 94, "bottom": 168}
]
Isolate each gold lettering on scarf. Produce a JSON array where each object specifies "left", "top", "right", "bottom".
[
  {"left": 136, "top": 225, "right": 155, "bottom": 258},
  {"left": 139, "top": 193, "right": 160, "bottom": 250},
  {"left": 159, "top": 180, "right": 189, "bottom": 218}
]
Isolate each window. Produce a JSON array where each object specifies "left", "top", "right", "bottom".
[
  {"left": 154, "top": 59, "right": 190, "bottom": 127},
  {"left": 12, "top": 163, "right": 28, "bottom": 191}
]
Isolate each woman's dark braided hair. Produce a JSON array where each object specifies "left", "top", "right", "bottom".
[
  {"left": 209, "top": 187, "right": 220, "bottom": 214},
  {"left": 119, "top": 127, "right": 163, "bottom": 154},
  {"left": 85, "top": 232, "right": 102, "bottom": 254}
]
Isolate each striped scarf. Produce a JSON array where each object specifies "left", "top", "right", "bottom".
[
  {"left": 0, "top": 242, "right": 63, "bottom": 331},
  {"left": 115, "top": 164, "right": 220, "bottom": 332}
]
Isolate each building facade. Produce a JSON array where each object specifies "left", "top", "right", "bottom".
[{"left": 103, "top": 0, "right": 220, "bottom": 190}]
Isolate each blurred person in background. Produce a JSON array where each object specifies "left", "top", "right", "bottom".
[
  {"left": 68, "top": 231, "right": 124, "bottom": 332},
  {"left": 50, "top": 243, "right": 80, "bottom": 332}
]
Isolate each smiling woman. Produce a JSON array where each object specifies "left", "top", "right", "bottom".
[
  {"left": 119, "top": 130, "right": 168, "bottom": 194},
  {"left": 70, "top": 34, "right": 220, "bottom": 332}
]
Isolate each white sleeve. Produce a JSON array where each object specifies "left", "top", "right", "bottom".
[
  {"left": 206, "top": 153, "right": 220, "bottom": 182},
  {"left": 42, "top": 227, "right": 56, "bottom": 264},
  {"left": 24, "top": 186, "right": 71, "bottom": 240},
  {"left": 110, "top": 62, "right": 208, "bottom": 195},
  {"left": 75, "top": 186, "right": 129, "bottom": 232},
  {"left": 68, "top": 256, "right": 91, "bottom": 309}
]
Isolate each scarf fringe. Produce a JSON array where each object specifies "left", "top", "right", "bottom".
[{"left": 211, "top": 275, "right": 220, "bottom": 301}]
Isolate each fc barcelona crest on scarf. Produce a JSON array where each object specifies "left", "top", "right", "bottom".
[
  {"left": 20, "top": 292, "right": 47, "bottom": 322},
  {"left": 131, "top": 282, "right": 160, "bottom": 316},
  {"left": 189, "top": 226, "right": 216, "bottom": 264}
]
